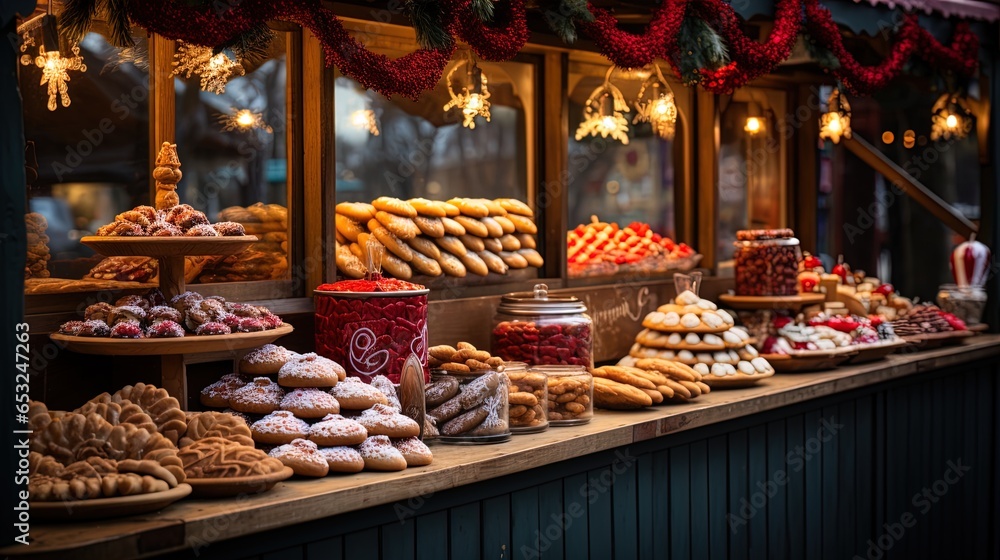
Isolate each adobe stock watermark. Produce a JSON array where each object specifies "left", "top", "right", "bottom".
[
  {"left": 521, "top": 448, "right": 636, "bottom": 559},
  {"left": 726, "top": 416, "right": 844, "bottom": 533},
  {"left": 854, "top": 458, "right": 970, "bottom": 560}
]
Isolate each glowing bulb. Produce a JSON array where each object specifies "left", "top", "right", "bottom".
[
  {"left": 745, "top": 117, "right": 762, "bottom": 134},
  {"left": 351, "top": 110, "right": 368, "bottom": 127},
  {"left": 946, "top": 114, "right": 958, "bottom": 129},
  {"left": 600, "top": 115, "right": 617, "bottom": 131},
  {"left": 235, "top": 109, "right": 255, "bottom": 128},
  {"left": 43, "top": 51, "right": 60, "bottom": 70},
  {"left": 209, "top": 53, "right": 226, "bottom": 69},
  {"left": 828, "top": 116, "right": 842, "bottom": 133},
  {"left": 466, "top": 93, "right": 483, "bottom": 111},
  {"left": 653, "top": 99, "right": 670, "bottom": 115}
]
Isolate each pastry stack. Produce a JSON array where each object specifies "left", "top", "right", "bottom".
[
  {"left": 591, "top": 360, "right": 711, "bottom": 408},
  {"left": 204, "top": 203, "right": 290, "bottom": 283},
  {"left": 622, "top": 290, "right": 774, "bottom": 387},
  {"left": 200, "top": 344, "right": 432, "bottom": 477},
  {"left": 25, "top": 212, "right": 51, "bottom": 279},
  {"left": 177, "top": 411, "right": 287, "bottom": 486},
  {"left": 334, "top": 196, "right": 543, "bottom": 280}
]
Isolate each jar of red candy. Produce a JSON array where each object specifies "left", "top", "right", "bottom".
[
  {"left": 734, "top": 229, "right": 802, "bottom": 296},
  {"left": 314, "top": 277, "right": 429, "bottom": 384},
  {"left": 491, "top": 284, "right": 593, "bottom": 368}
]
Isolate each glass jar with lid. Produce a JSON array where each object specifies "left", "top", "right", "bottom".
[
  {"left": 505, "top": 362, "right": 548, "bottom": 433},
  {"left": 491, "top": 283, "right": 593, "bottom": 368},
  {"left": 535, "top": 365, "right": 593, "bottom": 426},
  {"left": 734, "top": 229, "right": 802, "bottom": 296},
  {"left": 428, "top": 368, "right": 510, "bottom": 444}
]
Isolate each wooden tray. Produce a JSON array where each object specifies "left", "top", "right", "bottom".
[
  {"left": 760, "top": 350, "right": 855, "bottom": 373},
  {"left": 844, "top": 339, "right": 909, "bottom": 364},
  {"left": 718, "top": 293, "right": 826, "bottom": 312},
  {"left": 49, "top": 324, "right": 293, "bottom": 356},
  {"left": 701, "top": 369, "right": 775, "bottom": 388},
  {"left": 187, "top": 467, "right": 294, "bottom": 498},
  {"left": 32, "top": 484, "right": 191, "bottom": 522},
  {"left": 902, "top": 329, "right": 975, "bottom": 349},
  {"left": 81, "top": 236, "right": 257, "bottom": 257}
]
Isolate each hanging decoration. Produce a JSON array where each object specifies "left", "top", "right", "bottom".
[
  {"left": 632, "top": 64, "right": 678, "bottom": 140},
  {"left": 18, "top": 14, "right": 87, "bottom": 111},
  {"left": 819, "top": 87, "right": 852, "bottom": 144},
  {"left": 220, "top": 108, "right": 273, "bottom": 133},
  {"left": 575, "top": 66, "right": 631, "bottom": 145},
  {"left": 171, "top": 42, "right": 245, "bottom": 94},
  {"left": 55, "top": 0, "right": 981, "bottom": 100},
  {"left": 930, "top": 93, "right": 973, "bottom": 141},
  {"left": 443, "top": 55, "right": 492, "bottom": 129}
]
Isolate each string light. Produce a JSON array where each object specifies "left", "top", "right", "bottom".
[
  {"left": 350, "top": 109, "right": 380, "bottom": 136},
  {"left": 632, "top": 63, "right": 678, "bottom": 140},
  {"left": 443, "top": 55, "right": 491, "bottom": 129},
  {"left": 575, "top": 66, "right": 630, "bottom": 145},
  {"left": 819, "top": 86, "right": 852, "bottom": 144},
  {"left": 744, "top": 116, "right": 763, "bottom": 135},
  {"left": 220, "top": 108, "right": 272, "bottom": 133},
  {"left": 171, "top": 42, "right": 245, "bottom": 94},
  {"left": 18, "top": 15, "right": 86, "bottom": 111},
  {"left": 930, "top": 93, "right": 972, "bottom": 141}
]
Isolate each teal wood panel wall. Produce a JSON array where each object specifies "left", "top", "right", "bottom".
[{"left": 162, "top": 359, "right": 999, "bottom": 560}]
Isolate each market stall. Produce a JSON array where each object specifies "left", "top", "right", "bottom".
[{"left": 4, "top": 0, "right": 999, "bottom": 557}]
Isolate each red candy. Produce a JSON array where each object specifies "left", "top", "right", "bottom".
[
  {"left": 110, "top": 322, "right": 144, "bottom": 339},
  {"left": 236, "top": 317, "right": 265, "bottom": 333},
  {"left": 146, "top": 320, "right": 185, "bottom": 338},
  {"left": 317, "top": 277, "right": 425, "bottom": 293},
  {"left": 492, "top": 321, "right": 592, "bottom": 367}
]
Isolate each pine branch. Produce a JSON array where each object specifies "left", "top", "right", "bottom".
[
  {"left": 543, "top": 11, "right": 579, "bottom": 43},
  {"left": 216, "top": 24, "right": 275, "bottom": 65},
  {"left": 104, "top": 0, "right": 135, "bottom": 48},
  {"left": 59, "top": 0, "right": 100, "bottom": 43},
  {"left": 804, "top": 35, "right": 840, "bottom": 70},
  {"left": 469, "top": 0, "right": 494, "bottom": 22},
  {"left": 674, "top": 16, "right": 728, "bottom": 83},
  {"left": 405, "top": 0, "right": 454, "bottom": 50}
]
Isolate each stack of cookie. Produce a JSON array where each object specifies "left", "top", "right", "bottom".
[
  {"left": 177, "top": 411, "right": 288, "bottom": 490},
  {"left": 591, "top": 361, "right": 710, "bottom": 408},
  {"left": 621, "top": 290, "right": 774, "bottom": 387},
  {"left": 334, "top": 197, "right": 543, "bottom": 280},
  {"left": 199, "top": 344, "right": 432, "bottom": 477},
  {"left": 201, "top": 203, "right": 289, "bottom": 283},
  {"left": 25, "top": 212, "right": 51, "bottom": 279}
]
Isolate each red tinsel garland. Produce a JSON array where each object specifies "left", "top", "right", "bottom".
[{"left": 124, "top": 0, "right": 980, "bottom": 99}]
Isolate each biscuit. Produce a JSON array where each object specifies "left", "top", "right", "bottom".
[
  {"left": 319, "top": 446, "right": 366, "bottom": 473},
  {"left": 591, "top": 366, "right": 656, "bottom": 390},
  {"left": 360, "top": 229, "right": 413, "bottom": 262},
  {"left": 634, "top": 358, "right": 698, "bottom": 382},
  {"left": 357, "top": 403, "right": 420, "bottom": 438},
  {"left": 335, "top": 214, "right": 364, "bottom": 242},
  {"left": 442, "top": 406, "right": 488, "bottom": 435},
  {"left": 454, "top": 216, "right": 489, "bottom": 238},
  {"left": 407, "top": 236, "right": 442, "bottom": 260},
  {"left": 251, "top": 411, "right": 310, "bottom": 445},
  {"left": 499, "top": 234, "right": 521, "bottom": 251},
  {"left": 495, "top": 198, "right": 533, "bottom": 217},
  {"left": 375, "top": 211, "right": 420, "bottom": 240},
  {"left": 515, "top": 233, "right": 536, "bottom": 249},
  {"left": 517, "top": 248, "right": 544, "bottom": 268},
  {"left": 477, "top": 250, "right": 508, "bottom": 275},
  {"left": 437, "top": 252, "right": 466, "bottom": 277},
  {"left": 494, "top": 215, "right": 516, "bottom": 234},
  {"left": 459, "top": 251, "right": 489, "bottom": 276},
  {"left": 359, "top": 435, "right": 408, "bottom": 471},
  {"left": 499, "top": 251, "right": 528, "bottom": 268},
  {"left": 308, "top": 414, "right": 367, "bottom": 446},
  {"left": 414, "top": 216, "right": 445, "bottom": 238},
  {"left": 459, "top": 234, "right": 486, "bottom": 253},
  {"left": 480, "top": 217, "right": 504, "bottom": 238},
  {"left": 447, "top": 198, "right": 489, "bottom": 218},
  {"left": 483, "top": 238, "right": 503, "bottom": 253},
  {"left": 409, "top": 251, "right": 443, "bottom": 276},
  {"left": 507, "top": 214, "right": 537, "bottom": 234},
  {"left": 434, "top": 235, "right": 467, "bottom": 257},
  {"left": 440, "top": 202, "right": 460, "bottom": 217},
  {"left": 407, "top": 198, "right": 447, "bottom": 217},
  {"left": 393, "top": 437, "right": 433, "bottom": 467},
  {"left": 336, "top": 202, "right": 376, "bottom": 222},
  {"left": 479, "top": 199, "right": 508, "bottom": 216},
  {"left": 379, "top": 250, "right": 415, "bottom": 279},
  {"left": 425, "top": 377, "right": 461, "bottom": 408},
  {"left": 269, "top": 438, "right": 329, "bottom": 477},
  {"left": 592, "top": 377, "right": 652, "bottom": 409},
  {"left": 441, "top": 216, "right": 466, "bottom": 236},
  {"left": 372, "top": 196, "right": 417, "bottom": 218}
]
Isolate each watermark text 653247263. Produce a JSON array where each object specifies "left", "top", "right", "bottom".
[{"left": 13, "top": 322, "right": 32, "bottom": 545}]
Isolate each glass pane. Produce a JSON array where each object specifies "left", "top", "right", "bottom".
[
  {"left": 816, "top": 83, "right": 980, "bottom": 299},
  {"left": 174, "top": 34, "right": 290, "bottom": 285},
  {"left": 334, "top": 60, "right": 531, "bottom": 202},
  {"left": 22, "top": 32, "right": 150, "bottom": 285},
  {"left": 717, "top": 89, "right": 786, "bottom": 264},
  {"left": 566, "top": 74, "right": 677, "bottom": 239}
]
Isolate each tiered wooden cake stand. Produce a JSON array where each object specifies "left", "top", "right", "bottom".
[{"left": 49, "top": 237, "right": 293, "bottom": 409}]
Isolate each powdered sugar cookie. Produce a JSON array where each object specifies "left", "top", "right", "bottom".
[
  {"left": 229, "top": 377, "right": 284, "bottom": 414},
  {"left": 280, "top": 388, "right": 341, "bottom": 418},
  {"left": 308, "top": 414, "right": 367, "bottom": 446},
  {"left": 240, "top": 344, "right": 296, "bottom": 375},
  {"left": 319, "top": 446, "right": 365, "bottom": 473},
  {"left": 357, "top": 403, "right": 420, "bottom": 438},
  {"left": 329, "top": 377, "right": 389, "bottom": 410},
  {"left": 278, "top": 354, "right": 341, "bottom": 388},
  {"left": 370, "top": 375, "right": 401, "bottom": 411},
  {"left": 393, "top": 437, "right": 433, "bottom": 467},
  {"left": 251, "top": 410, "right": 311, "bottom": 445},
  {"left": 269, "top": 438, "right": 329, "bottom": 477},
  {"left": 359, "top": 435, "right": 408, "bottom": 471},
  {"left": 200, "top": 373, "right": 246, "bottom": 408}
]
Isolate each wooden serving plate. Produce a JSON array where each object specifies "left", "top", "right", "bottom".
[
  {"left": 187, "top": 467, "right": 294, "bottom": 498},
  {"left": 701, "top": 369, "right": 775, "bottom": 388},
  {"left": 902, "top": 329, "right": 975, "bottom": 349},
  {"left": 49, "top": 324, "right": 293, "bottom": 356},
  {"left": 32, "top": 484, "right": 191, "bottom": 522},
  {"left": 80, "top": 236, "right": 258, "bottom": 257},
  {"left": 844, "top": 339, "right": 909, "bottom": 364},
  {"left": 760, "top": 350, "right": 855, "bottom": 373},
  {"left": 718, "top": 293, "right": 826, "bottom": 312}
]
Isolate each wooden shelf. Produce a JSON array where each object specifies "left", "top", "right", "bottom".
[
  {"left": 80, "top": 236, "right": 258, "bottom": 257},
  {"left": 718, "top": 292, "right": 826, "bottom": 311},
  {"left": 8, "top": 334, "right": 997, "bottom": 560},
  {"left": 49, "top": 324, "right": 294, "bottom": 356}
]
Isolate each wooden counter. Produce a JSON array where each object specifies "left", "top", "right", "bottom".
[{"left": 7, "top": 335, "right": 1000, "bottom": 559}]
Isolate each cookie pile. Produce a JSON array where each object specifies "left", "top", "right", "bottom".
[
  {"left": 177, "top": 411, "right": 287, "bottom": 486},
  {"left": 425, "top": 369, "right": 509, "bottom": 439},
  {"left": 25, "top": 212, "right": 51, "bottom": 279},
  {"left": 200, "top": 345, "right": 432, "bottom": 477},
  {"left": 96, "top": 204, "right": 247, "bottom": 238},
  {"left": 335, "top": 197, "right": 543, "bottom": 280},
  {"left": 56, "top": 288, "right": 284, "bottom": 339},
  {"left": 428, "top": 342, "right": 505, "bottom": 372},
  {"left": 203, "top": 203, "right": 290, "bottom": 283},
  {"left": 591, "top": 361, "right": 711, "bottom": 409},
  {"left": 623, "top": 290, "right": 774, "bottom": 386},
  {"left": 27, "top": 383, "right": 188, "bottom": 502},
  {"left": 890, "top": 303, "right": 967, "bottom": 337}
]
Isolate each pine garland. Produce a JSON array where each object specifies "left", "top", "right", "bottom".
[
  {"left": 674, "top": 16, "right": 728, "bottom": 84},
  {"left": 405, "top": 0, "right": 454, "bottom": 50},
  {"left": 541, "top": 0, "right": 594, "bottom": 43},
  {"left": 469, "top": 0, "right": 495, "bottom": 22},
  {"left": 215, "top": 23, "right": 275, "bottom": 64}
]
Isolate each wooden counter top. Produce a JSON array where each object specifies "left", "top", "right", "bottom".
[{"left": 7, "top": 335, "right": 1000, "bottom": 559}]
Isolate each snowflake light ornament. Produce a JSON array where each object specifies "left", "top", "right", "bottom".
[
  {"left": 171, "top": 42, "right": 245, "bottom": 94},
  {"left": 444, "top": 56, "right": 491, "bottom": 129},
  {"left": 575, "top": 66, "right": 631, "bottom": 145},
  {"left": 633, "top": 64, "right": 678, "bottom": 141}
]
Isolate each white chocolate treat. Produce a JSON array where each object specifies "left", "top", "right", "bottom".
[
  {"left": 663, "top": 312, "right": 680, "bottom": 327},
  {"left": 696, "top": 352, "right": 713, "bottom": 363},
  {"left": 696, "top": 299, "right": 717, "bottom": 311},
  {"left": 730, "top": 327, "right": 750, "bottom": 340},
  {"left": 677, "top": 350, "right": 694, "bottom": 361},
  {"left": 646, "top": 311, "right": 665, "bottom": 325},
  {"left": 693, "top": 363, "right": 710, "bottom": 375},
  {"left": 701, "top": 311, "right": 723, "bottom": 329},
  {"left": 716, "top": 309, "right": 735, "bottom": 326},
  {"left": 713, "top": 351, "right": 730, "bottom": 363},
  {"left": 738, "top": 345, "right": 759, "bottom": 359},
  {"left": 680, "top": 313, "right": 701, "bottom": 329},
  {"left": 737, "top": 361, "right": 756, "bottom": 375},
  {"left": 675, "top": 290, "right": 700, "bottom": 305},
  {"left": 751, "top": 357, "right": 771, "bottom": 373},
  {"left": 703, "top": 334, "right": 723, "bottom": 346},
  {"left": 684, "top": 333, "right": 700, "bottom": 345},
  {"left": 710, "top": 363, "right": 728, "bottom": 377},
  {"left": 668, "top": 333, "right": 683, "bottom": 345}
]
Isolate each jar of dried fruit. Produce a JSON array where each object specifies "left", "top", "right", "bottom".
[
  {"left": 491, "top": 284, "right": 593, "bottom": 368},
  {"left": 536, "top": 365, "right": 593, "bottom": 426},
  {"left": 428, "top": 369, "right": 511, "bottom": 444},
  {"left": 734, "top": 229, "right": 802, "bottom": 296},
  {"left": 505, "top": 362, "right": 548, "bottom": 433}
]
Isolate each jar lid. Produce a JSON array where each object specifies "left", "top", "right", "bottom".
[
  {"left": 733, "top": 237, "right": 799, "bottom": 247},
  {"left": 531, "top": 364, "right": 588, "bottom": 376},
  {"left": 315, "top": 276, "right": 428, "bottom": 297},
  {"left": 498, "top": 284, "right": 588, "bottom": 315},
  {"left": 736, "top": 228, "right": 795, "bottom": 241}
]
